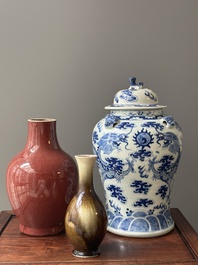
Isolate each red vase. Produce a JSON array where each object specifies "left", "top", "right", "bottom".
[{"left": 6, "top": 118, "right": 77, "bottom": 236}]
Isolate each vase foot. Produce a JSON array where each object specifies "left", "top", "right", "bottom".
[
  {"left": 72, "top": 249, "right": 100, "bottom": 258},
  {"left": 107, "top": 222, "right": 174, "bottom": 238},
  {"left": 19, "top": 223, "right": 65, "bottom": 236}
]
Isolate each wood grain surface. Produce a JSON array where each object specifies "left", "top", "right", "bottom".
[{"left": 0, "top": 208, "right": 197, "bottom": 265}]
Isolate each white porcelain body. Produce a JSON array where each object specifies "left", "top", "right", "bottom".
[{"left": 92, "top": 108, "right": 182, "bottom": 237}]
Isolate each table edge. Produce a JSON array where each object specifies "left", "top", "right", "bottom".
[
  {"left": 0, "top": 210, "right": 14, "bottom": 235},
  {"left": 171, "top": 208, "right": 198, "bottom": 260}
]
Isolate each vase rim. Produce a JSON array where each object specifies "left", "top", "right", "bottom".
[{"left": 28, "top": 118, "right": 56, "bottom": 122}]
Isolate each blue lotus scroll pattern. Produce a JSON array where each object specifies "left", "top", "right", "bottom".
[{"left": 92, "top": 111, "right": 182, "bottom": 235}]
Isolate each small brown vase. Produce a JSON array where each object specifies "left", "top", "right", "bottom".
[
  {"left": 6, "top": 118, "right": 77, "bottom": 236},
  {"left": 65, "top": 154, "right": 107, "bottom": 258}
]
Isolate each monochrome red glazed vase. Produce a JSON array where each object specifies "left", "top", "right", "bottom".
[{"left": 6, "top": 118, "right": 77, "bottom": 236}]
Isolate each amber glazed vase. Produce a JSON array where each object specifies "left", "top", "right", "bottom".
[
  {"left": 65, "top": 154, "right": 107, "bottom": 258},
  {"left": 6, "top": 118, "right": 77, "bottom": 236}
]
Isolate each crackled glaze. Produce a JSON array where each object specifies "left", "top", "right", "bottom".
[{"left": 92, "top": 77, "right": 183, "bottom": 237}]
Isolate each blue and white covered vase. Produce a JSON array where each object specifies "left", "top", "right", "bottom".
[{"left": 92, "top": 77, "right": 182, "bottom": 237}]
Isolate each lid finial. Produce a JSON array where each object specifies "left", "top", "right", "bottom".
[{"left": 129, "top": 77, "right": 143, "bottom": 90}]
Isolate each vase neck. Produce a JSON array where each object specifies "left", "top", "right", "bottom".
[
  {"left": 75, "top": 155, "right": 96, "bottom": 191},
  {"left": 111, "top": 109, "right": 164, "bottom": 118},
  {"left": 25, "top": 118, "right": 60, "bottom": 150}
]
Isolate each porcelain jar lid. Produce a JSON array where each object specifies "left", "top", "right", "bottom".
[{"left": 105, "top": 77, "right": 166, "bottom": 110}]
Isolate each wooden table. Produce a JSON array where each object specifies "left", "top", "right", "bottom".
[{"left": 0, "top": 208, "right": 197, "bottom": 265}]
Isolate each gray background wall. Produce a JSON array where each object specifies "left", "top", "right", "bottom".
[{"left": 0, "top": 0, "right": 197, "bottom": 232}]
